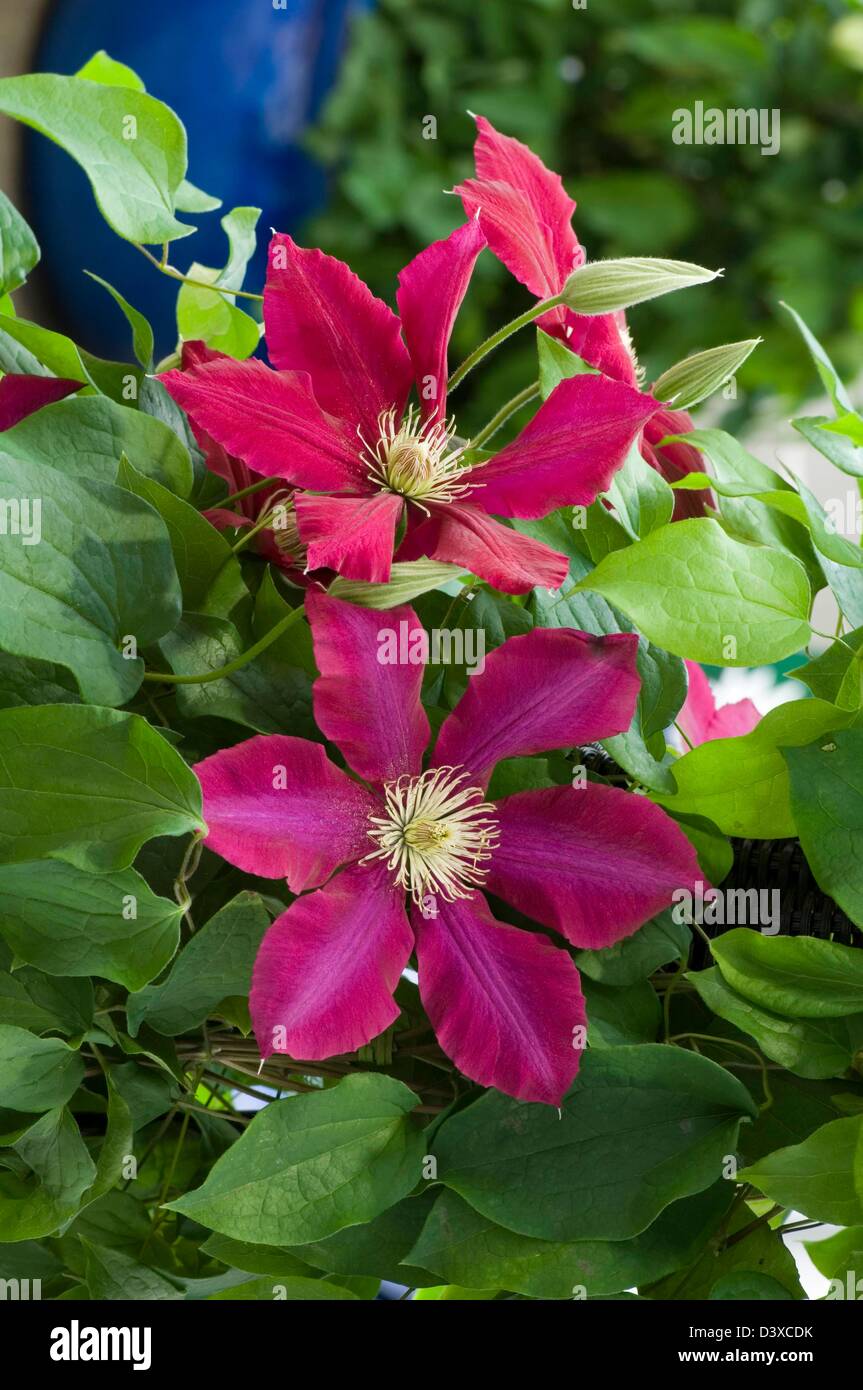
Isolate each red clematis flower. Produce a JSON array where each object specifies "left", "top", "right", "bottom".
[
  {"left": 677, "top": 661, "right": 761, "bottom": 746},
  {"left": 193, "top": 592, "right": 700, "bottom": 1104},
  {"left": 455, "top": 115, "right": 711, "bottom": 516},
  {"left": 162, "top": 221, "right": 661, "bottom": 594}
]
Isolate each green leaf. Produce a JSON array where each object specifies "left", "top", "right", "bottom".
[
  {"left": 0, "top": 457, "right": 182, "bottom": 705},
  {"left": 575, "top": 908, "right": 691, "bottom": 986},
  {"left": 0, "top": 190, "right": 39, "bottom": 295},
  {"left": 167, "top": 1073, "right": 426, "bottom": 1245},
  {"left": 796, "top": 630, "right": 863, "bottom": 710},
  {"left": 0, "top": 950, "right": 93, "bottom": 1036},
  {"left": 0, "top": 1107, "right": 95, "bottom": 1241},
  {"left": 804, "top": 1225, "right": 863, "bottom": 1284},
  {"left": 582, "top": 977, "right": 661, "bottom": 1047},
  {"left": 792, "top": 414, "right": 863, "bottom": 480},
  {"left": 604, "top": 442, "right": 674, "bottom": 538},
  {"left": 689, "top": 967, "right": 859, "bottom": 1079},
  {"left": 655, "top": 698, "right": 862, "bottom": 837},
  {"left": 0, "top": 704, "right": 203, "bottom": 872},
  {"left": 0, "top": 861, "right": 182, "bottom": 991},
  {"left": 406, "top": 1183, "right": 731, "bottom": 1300},
  {"left": 783, "top": 729, "right": 863, "bottom": 927},
  {"left": 433, "top": 1046, "right": 756, "bottom": 1242},
  {"left": 81, "top": 1240, "right": 184, "bottom": 1299},
  {"left": 536, "top": 328, "right": 595, "bottom": 399},
  {"left": 75, "top": 50, "right": 146, "bottom": 91},
  {"left": 740, "top": 1115, "right": 863, "bottom": 1225},
  {"left": 174, "top": 179, "right": 222, "bottom": 214},
  {"left": 711, "top": 929, "right": 863, "bottom": 1018},
  {"left": 292, "top": 1192, "right": 439, "bottom": 1286},
  {"left": 671, "top": 428, "right": 820, "bottom": 588},
  {"left": 176, "top": 264, "right": 260, "bottom": 359},
  {"left": 0, "top": 73, "right": 193, "bottom": 244},
  {"left": 0, "top": 394, "right": 193, "bottom": 496},
  {"left": 644, "top": 1206, "right": 802, "bottom": 1300},
  {"left": 207, "top": 1275, "right": 357, "bottom": 1301},
  {"left": 117, "top": 458, "right": 246, "bottom": 615},
  {"left": 0, "top": 1027, "right": 85, "bottom": 1113},
  {"left": 574, "top": 519, "right": 811, "bottom": 666},
  {"left": 84, "top": 272, "right": 154, "bottom": 369},
  {"left": 127, "top": 891, "right": 271, "bottom": 1036},
  {"left": 200, "top": 1232, "right": 318, "bottom": 1280},
  {"left": 159, "top": 612, "right": 315, "bottom": 736},
  {"left": 781, "top": 301, "right": 853, "bottom": 414}
]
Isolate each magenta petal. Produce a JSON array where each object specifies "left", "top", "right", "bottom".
[
  {"left": 487, "top": 784, "right": 702, "bottom": 949},
  {"left": 397, "top": 501, "right": 568, "bottom": 594},
  {"left": 0, "top": 374, "right": 83, "bottom": 430},
  {"left": 162, "top": 355, "right": 364, "bottom": 491},
  {"left": 396, "top": 218, "right": 485, "bottom": 422},
  {"left": 414, "top": 893, "right": 585, "bottom": 1105},
  {"left": 252, "top": 863, "right": 413, "bottom": 1060},
  {"left": 643, "top": 408, "right": 713, "bottom": 519},
  {"left": 456, "top": 115, "right": 580, "bottom": 306},
  {"left": 295, "top": 490, "right": 403, "bottom": 583},
  {"left": 264, "top": 232, "right": 413, "bottom": 439},
  {"left": 433, "top": 627, "right": 640, "bottom": 784},
  {"left": 194, "top": 734, "right": 377, "bottom": 891},
  {"left": 468, "top": 374, "right": 659, "bottom": 518},
  {"left": 679, "top": 663, "right": 760, "bottom": 745},
  {"left": 306, "top": 591, "right": 431, "bottom": 784},
  {"left": 562, "top": 307, "right": 640, "bottom": 387}
]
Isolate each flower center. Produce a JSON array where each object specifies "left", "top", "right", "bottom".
[
  {"left": 360, "top": 405, "right": 476, "bottom": 509},
  {"left": 362, "top": 765, "right": 499, "bottom": 905}
]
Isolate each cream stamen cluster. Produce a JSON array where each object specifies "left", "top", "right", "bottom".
[
  {"left": 362, "top": 765, "right": 499, "bottom": 904},
  {"left": 360, "top": 405, "right": 476, "bottom": 509}
]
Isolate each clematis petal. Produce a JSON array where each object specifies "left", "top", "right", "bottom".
[
  {"left": 0, "top": 374, "right": 83, "bottom": 430},
  {"left": 678, "top": 661, "right": 760, "bottom": 746},
  {"left": 487, "top": 784, "right": 702, "bottom": 949},
  {"left": 264, "top": 232, "right": 413, "bottom": 439},
  {"left": 252, "top": 862, "right": 413, "bottom": 1061},
  {"left": 306, "top": 591, "right": 430, "bottom": 784},
  {"left": 562, "top": 307, "right": 640, "bottom": 387},
  {"left": 467, "top": 374, "right": 659, "bottom": 518},
  {"left": 396, "top": 218, "right": 486, "bottom": 422},
  {"left": 433, "top": 627, "right": 640, "bottom": 784},
  {"left": 295, "top": 490, "right": 404, "bottom": 584},
  {"left": 194, "top": 734, "right": 377, "bottom": 892},
  {"left": 397, "top": 501, "right": 567, "bottom": 594},
  {"left": 413, "top": 893, "right": 586, "bottom": 1105},
  {"left": 162, "top": 354, "right": 365, "bottom": 492},
  {"left": 455, "top": 115, "right": 580, "bottom": 307}
]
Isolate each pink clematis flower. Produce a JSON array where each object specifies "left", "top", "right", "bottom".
[
  {"left": 0, "top": 373, "right": 82, "bottom": 430},
  {"left": 677, "top": 661, "right": 761, "bottom": 747},
  {"left": 193, "top": 592, "right": 701, "bottom": 1105},
  {"left": 162, "top": 222, "right": 661, "bottom": 593},
  {"left": 455, "top": 115, "right": 711, "bottom": 517}
]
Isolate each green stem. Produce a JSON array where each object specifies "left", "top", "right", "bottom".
[
  {"left": 143, "top": 603, "right": 306, "bottom": 685},
  {"left": 469, "top": 382, "right": 540, "bottom": 450},
  {"left": 219, "top": 476, "right": 278, "bottom": 509},
  {"left": 133, "top": 243, "right": 264, "bottom": 302},
  {"left": 447, "top": 295, "right": 564, "bottom": 393}
]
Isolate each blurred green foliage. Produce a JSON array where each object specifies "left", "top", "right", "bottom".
[{"left": 303, "top": 0, "right": 863, "bottom": 433}]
